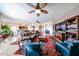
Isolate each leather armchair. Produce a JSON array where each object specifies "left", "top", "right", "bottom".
[
  {"left": 23, "top": 42, "right": 41, "bottom": 56},
  {"left": 56, "top": 42, "right": 79, "bottom": 56},
  {"left": 56, "top": 42, "right": 70, "bottom": 56}
]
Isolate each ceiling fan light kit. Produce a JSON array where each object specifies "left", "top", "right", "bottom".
[{"left": 35, "top": 9, "right": 41, "bottom": 14}]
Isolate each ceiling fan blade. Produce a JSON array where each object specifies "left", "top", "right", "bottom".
[
  {"left": 40, "top": 3, "right": 48, "bottom": 8},
  {"left": 28, "top": 10, "right": 35, "bottom": 13},
  {"left": 41, "top": 10, "right": 48, "bottom": 14},
  {"left": 27, "top": 3, "right": 36, "bottom": 9}
]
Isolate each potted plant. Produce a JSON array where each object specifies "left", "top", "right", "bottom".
[{"left": 0, "top": 24, "right": 13, "bottom": 39}]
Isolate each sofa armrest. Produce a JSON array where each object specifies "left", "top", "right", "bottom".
[{"left": 56, "top": 42, "right": 70, "bottom": 56}]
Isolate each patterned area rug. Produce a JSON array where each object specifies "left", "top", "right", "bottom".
[
  {"left": 41, "top": 37, "right": 61, "bottom": 56},
  {"left": 14, "top": 49, "right": 24, "bottom": 55}
]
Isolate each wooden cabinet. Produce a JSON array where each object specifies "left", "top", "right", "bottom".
[{"left": 53, "top": 15, "right": 79, "bottom": 41}]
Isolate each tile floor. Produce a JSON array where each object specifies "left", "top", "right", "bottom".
[{"left": 0, "top": 37, "right": 22, "bottom": 56}]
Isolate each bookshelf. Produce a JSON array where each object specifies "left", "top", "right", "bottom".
[{"left": 53, "top": 15, "right": 79, "bottom": 41}]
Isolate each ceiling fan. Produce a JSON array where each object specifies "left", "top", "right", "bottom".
[
  {"left": 36, "top": 20, "right": 40, "bottom": 23},
  {"left": 27, "top": 3, "right": 48, "bottom": 16}
]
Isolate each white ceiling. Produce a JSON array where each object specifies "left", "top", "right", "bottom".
[{"left": 0, "top": 3, "right": 79, "bottom": 24}]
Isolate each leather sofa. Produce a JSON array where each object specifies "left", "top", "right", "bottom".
[
  {"left": 55, "top": 42, "right": 79, "bottom": 56},
  {"left": 56, "top": 42, "right": 70, "bottom": 56}
]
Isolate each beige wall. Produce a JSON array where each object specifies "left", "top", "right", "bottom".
[{"left": 52, "top": 5, "right": 79, "bottom": 25}]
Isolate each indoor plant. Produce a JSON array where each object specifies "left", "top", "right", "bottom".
[{"left": 0, "top": 24, "right": 13, "bottom": 39}]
